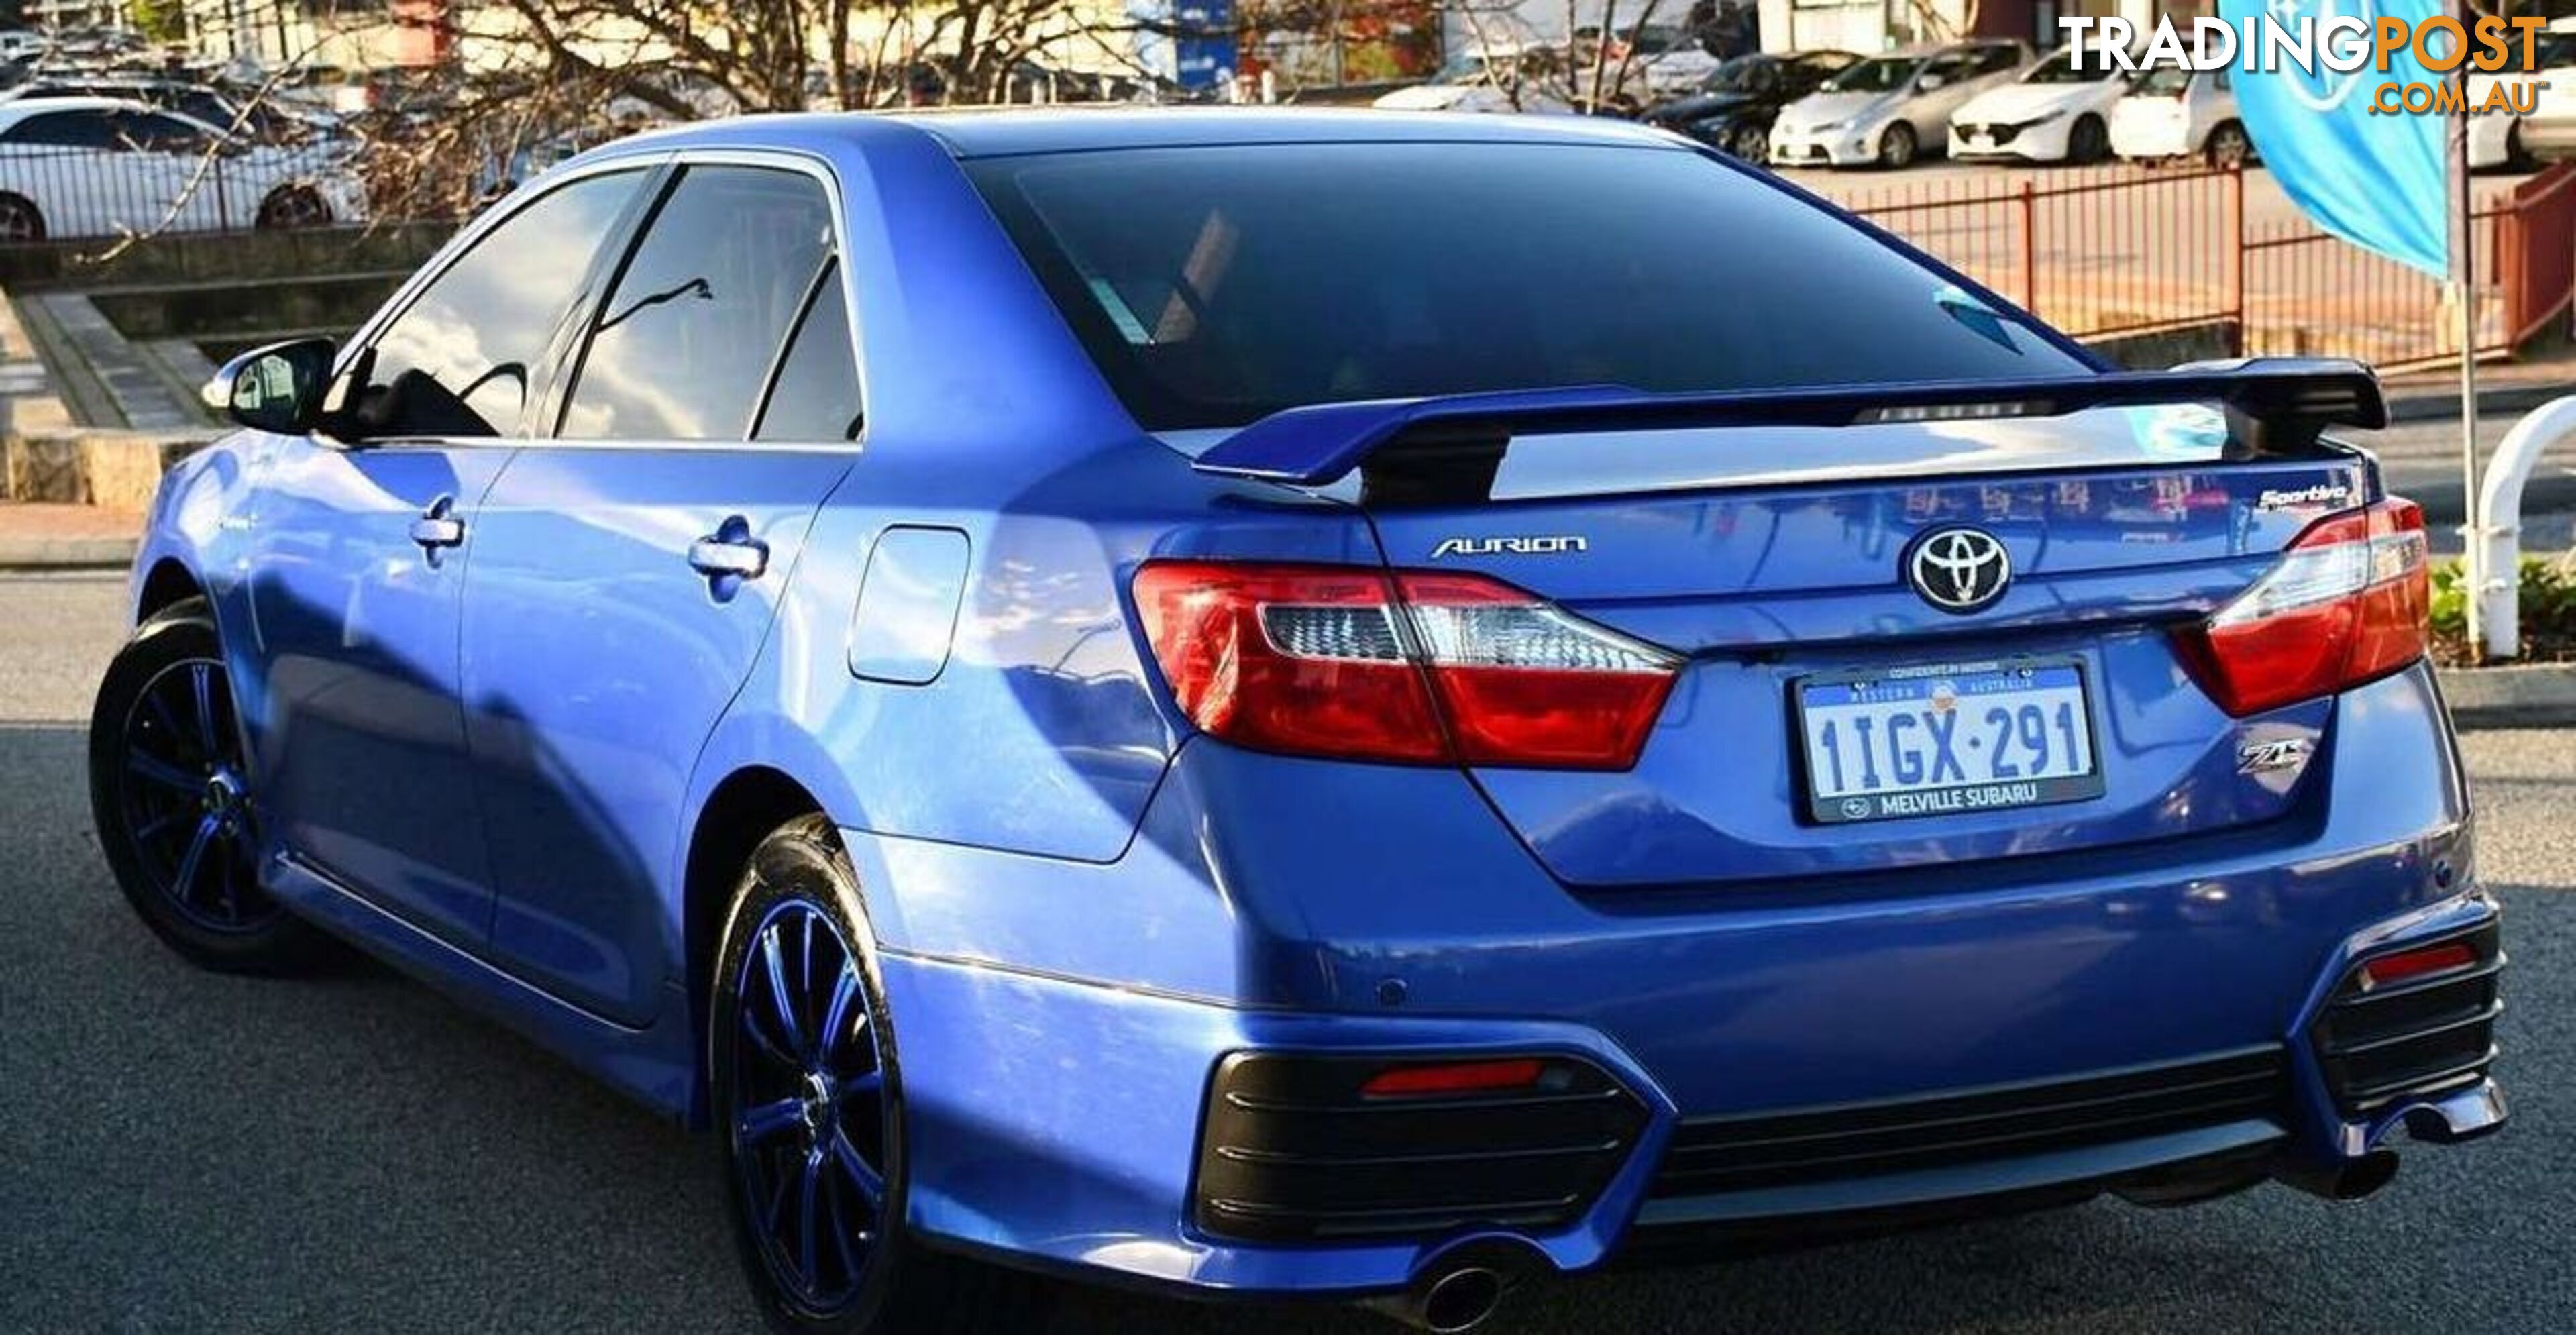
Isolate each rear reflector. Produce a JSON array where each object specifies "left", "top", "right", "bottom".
[
  {"left": 2359, "top": 941, "right": 2480, "bottom": 991},
  {"left": 2176, "top": 498, "right": 2430, "bottom": 716},
  {"left": 1132, "top": 562, "right": 1679, "bottom": 769},
  {"left": 1360, "top": 1058, "right": 1550, "bottom": 1098}
]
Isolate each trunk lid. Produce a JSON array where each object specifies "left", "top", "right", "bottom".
[{"left": 1183, "top": 366, "right": 2390, "bottom": 889}]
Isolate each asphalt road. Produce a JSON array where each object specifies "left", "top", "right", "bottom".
[{"left": 4, "top": 572, "right": 2572, "bottom": 1334}]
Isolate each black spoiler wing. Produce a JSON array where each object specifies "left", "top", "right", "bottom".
[{"left": 1188, "top": 358, "right": 2387, "bottom": 487}]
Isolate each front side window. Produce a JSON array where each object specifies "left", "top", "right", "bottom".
[
  {"left": 339, "top": 168, "right": 645, "bottom": 439},
  {"left": 968, "top": 142, "right": 2086, "bottom": 432},
  {"left": 559, "top": 166, "right": 835, "bottom": 441},
  {"left": 1827, "top": 57, "right": 1921, "bottom": 93}
]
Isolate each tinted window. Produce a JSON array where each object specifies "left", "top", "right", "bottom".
[
  {"left": 560, "top": 166, "right": 834, "bottom": 440},
  {"left": 105, "top": 111, "right": 205, "bottom": 151},
  {"left": 754, "top": 262, "right": 862, "bottom": 441},
  {"left": 969, "top": 143, "right": 2085, "bottom": 431},
  {"left": 5, "top": 111, "right": 116, "bottom": 148},
  {"left": 341, "top": 169, "right": 644, "bottom": 439}
]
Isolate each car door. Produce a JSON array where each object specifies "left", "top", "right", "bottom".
[
  {"left": 0, "top": 107, "right": 124, "bottom": 237},
  {"left": 239, "top": 164, "right": 653, "bottom": 947},
  {"left": 458, "top": 160, "right": 858, "bottom": 1024},
  {"left": 101, "top": 109, "right": 232, "bottom": 233}
]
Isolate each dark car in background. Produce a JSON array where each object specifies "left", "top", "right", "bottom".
[{"left": 1643, "top": 50, "right": 1858, "bottom": 160}]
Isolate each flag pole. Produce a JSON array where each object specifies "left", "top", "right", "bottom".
[{"left": 2451, "top": 1, "right": 2482, "bottom": 663}]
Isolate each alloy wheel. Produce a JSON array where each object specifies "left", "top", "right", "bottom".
[
  {"left": 114, "top": 657, "right": 276, "bottom": 932},
  {"left": 728, "top": 899, "right": 893, "bottom": 1313}
]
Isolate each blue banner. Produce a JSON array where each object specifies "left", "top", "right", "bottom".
[{"left": 2221, "top": 0, "right": 2447, "bottom": 277}]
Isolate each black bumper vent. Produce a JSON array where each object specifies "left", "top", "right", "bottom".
[
  {"left": 2314, "top": 922, "right": 2503, "bottom": 1114},
  {"left": 1650, "top": 1047, "right": 2291, "bottom": 1200},
  {"left": 1193, "top": 1053, "right": 1648, "bottom": 1243}
]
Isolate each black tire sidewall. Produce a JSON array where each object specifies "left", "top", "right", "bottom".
[
  {"left": 88, "top": 601, "right": 315, "bottom": 973},
  {"left": 712, "top": 818, "right": 912, "bottom": 1335},
  {"left": 1881, "top": 123, "right": 1917, "bottom": 168}
]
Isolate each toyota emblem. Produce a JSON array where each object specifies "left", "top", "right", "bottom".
[{"left": 1907, "top": 528, "right": 2011, "bottom": 613}]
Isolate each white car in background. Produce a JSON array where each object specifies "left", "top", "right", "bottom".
[
  {"left": 1373, "top": 48, "right": 1575, "bottom": 115},
  {"left": 2471, "top": 27, "right": 2576, "bottom": 168},
  {"left": 2109, "top": 66, "right": 2254, "bottom": 166},
  {"left": 1949, "top": 46, "right": 2135, "bottom": 164},
  {"left": 0, "top": 97, "right": 366, "bottom": 242},
  {"left": 1770, "top": 40, "right": 2030, "bottom": 168}
]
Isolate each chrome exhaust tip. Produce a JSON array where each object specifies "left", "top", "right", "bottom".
[
  {"left": 2275, "top": 1147, "right": 2400, "bottom": 1202},
  {"left": 1362, "top": 1262, "right": 1512, "bottom": 1332}
]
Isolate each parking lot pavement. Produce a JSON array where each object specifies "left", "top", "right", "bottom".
[{"left": 4, "top": 572, "right": 2571, "bottom": 1334}]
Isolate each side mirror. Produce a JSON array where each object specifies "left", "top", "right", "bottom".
[
  {"left": 1918, "top": 73, "right": 1948, "bottom": 91},
  {"left": 203, "top": 337, "right": 335, "bottom": 435}
]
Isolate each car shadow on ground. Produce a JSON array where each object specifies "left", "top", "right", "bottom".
[{"left": 7, "top": 712, "right": 2569, "bottom": 1334}]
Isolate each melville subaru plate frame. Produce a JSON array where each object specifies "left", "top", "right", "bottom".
[{"left": 1791, "top": 655, "right": 2108, "bottom": 826}]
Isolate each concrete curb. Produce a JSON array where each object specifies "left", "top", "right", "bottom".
[
  {"left": 2438, "top": 662, "right": 2576, "bottom": 730},
  {"left": 0, "top": 535, "right": 138, "bottom": 570}
]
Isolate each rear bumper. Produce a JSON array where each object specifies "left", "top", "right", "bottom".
[
  {"left": 879, "top": 888, "right": 2502, "bottom": 1298},
  {"left": 856, "top": 665, "right": 2496, "bottom": 1297}
]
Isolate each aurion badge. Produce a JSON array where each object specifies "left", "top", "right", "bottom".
[{"left": 1907, "top": 527, "right": 2011, "bottom": 614}]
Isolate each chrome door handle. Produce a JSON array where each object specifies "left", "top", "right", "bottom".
[
  {"left": 688, "top": 534, "right": 769, "bottom": 580},
  {"left": 410, "top": 498, "right": 464, "bottom": 551}
]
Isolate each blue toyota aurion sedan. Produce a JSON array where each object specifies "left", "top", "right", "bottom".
[{"left": 93, "top": 109, "right": 2504, "bottom": 1333}]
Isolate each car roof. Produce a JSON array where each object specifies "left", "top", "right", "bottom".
[
  {"left": 0, "top": 93, "right": 174, "bottom": 123},
  {"left": 875, "top": 107, "right": 1679, "bottom": 158}
]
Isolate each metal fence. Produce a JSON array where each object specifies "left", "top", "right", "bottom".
[
  {"left": 1845, "top": 163, "right": 2576, "bottom": 372},
  {"left": 0, "top": 142, "right": 353, "bottom": 246}
]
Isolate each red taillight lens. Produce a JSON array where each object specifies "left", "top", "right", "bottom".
[
  {"left": 2359, "top": 941, "right": 2479, "bottom": 991},
  {"left": 2177, "top": 498, "right": 2430, "bottom": 716},
  {"left": 1360, "top": 1058, "right": 1548, "bottom": 1098},
  {"left": 1131, "top": 562, "right": 1680, "bottom": 769}
]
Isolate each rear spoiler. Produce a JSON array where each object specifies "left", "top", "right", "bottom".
[{"left": 1189, "top": 357, "right": 2387, "bottom": 487}]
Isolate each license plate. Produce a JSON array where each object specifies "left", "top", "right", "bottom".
[{"left": 1794, "top": 658, "right": 2105, "bottom": 825}]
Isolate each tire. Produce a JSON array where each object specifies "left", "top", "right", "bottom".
[
  {"left": 255, "top": 184, "right": 331, "bottom": 229},
  {"left": 88, "top": 598, "right": 324, "bottom": 974},
  {"left": 2067, "top": 115, "right": 2109, "bottom": 166},
  {"left": 2205, "top": 121, "right": 2251, "bottom": 170},
  {"left": 0, "top": 191, "right": 46, "bottom": 242},
  {"left": 1876, "top": 121, "right": 1919, "bottom": 170},
  {"left": 1727, "top": 123, "right": 1770, "bottom": 162},
  {"left": 2505, "top": 121, "right": 2536, "bottom": 173},
  {"left": 712, "top": 815, "right": 1058, "bottom": 1334}
]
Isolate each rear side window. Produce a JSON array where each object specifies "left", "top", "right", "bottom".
[
  {"left": 559, "top": 165, "right": 835, "bottom": 441},
  {"left": 339, "top": 168, "right": 645, "bottom": 439},
  {"left": 753, "top": 260, "right": 862, "bottom": 441},
  {"left": 967, "top": 143, "right": 2086, "bottom": 431},
  {"left": 5, "top": 111, "right": 116, "bottom": 148}
]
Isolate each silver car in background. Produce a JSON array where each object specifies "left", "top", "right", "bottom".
[{"left": 1770, "top": 40, "right": 2031, "bottom": 168}]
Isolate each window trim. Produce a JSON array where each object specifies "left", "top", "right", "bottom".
[{"left": 533, "top": 147, "right": 868, "bottom": 456}]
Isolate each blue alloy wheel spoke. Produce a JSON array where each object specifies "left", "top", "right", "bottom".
[
  {"left": 127, "top": 751, "right": 199, "bottom": 792},
  {"left": 819, "top": 967, "right": 859, "bottom": 1063},
  {"left": 189, "top": 665, "right": 219, "bottom": 758},
  {"left": 797, "top": 1149, "right": 825, "bottom": 1285},
  {"left": 738, "top": 1098, "right": 803, "bottom": 1145},
  {"left": 170, "top": 816, "right": 219, "bottom": 903},
  {"left": 761, "top": 926, "right": 808, "bottom": 1059},
  {"left": 830, "top": 1128, "right": 884, "bottom": 1210}
]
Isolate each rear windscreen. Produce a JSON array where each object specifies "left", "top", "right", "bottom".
[{"left": 965, "top": 141, "right": 2089, "bottom": 431}]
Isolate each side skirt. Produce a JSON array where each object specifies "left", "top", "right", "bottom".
[{"left": 265, "top": 851, "right": 698, "bottom": 1122}]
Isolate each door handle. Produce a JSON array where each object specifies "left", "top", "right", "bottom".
[
  {"left": 688, "top": 519, "right": 769, "bottom": 580},
  {"left": 410, "top": 497, "right": 464, "bottom": 551}
]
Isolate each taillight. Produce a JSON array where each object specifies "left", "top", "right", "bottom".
[
  {"left": 2177, "top": 498, "right": 2430, "bottom": 716},
  {"left": 1130, "top": 562, "right": 1680, "bottom": 769}
]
